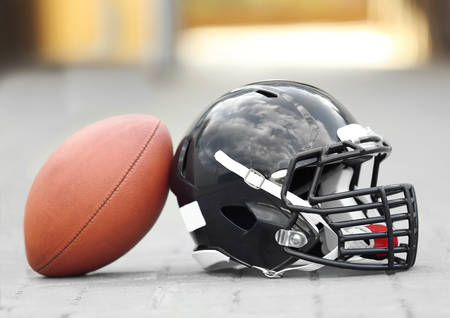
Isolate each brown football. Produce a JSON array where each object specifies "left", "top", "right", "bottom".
[{"left": 24, "top": 114, "right": 172, "bottom": 277}]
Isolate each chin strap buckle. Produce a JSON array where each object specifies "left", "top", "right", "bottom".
[
  {"left": 244, "top": 168, "right": 266, "bottom": 189},
  {"left": 252, "top": 266, "right": 284, "bottom": 278}
]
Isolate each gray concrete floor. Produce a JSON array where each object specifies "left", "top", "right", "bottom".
[{"left": 1, "top": 63, "right": 449, "bottom": 317}]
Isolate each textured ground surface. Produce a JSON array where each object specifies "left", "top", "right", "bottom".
[{"left": 1, "top": 64, "right": 449, "bottom": 317}]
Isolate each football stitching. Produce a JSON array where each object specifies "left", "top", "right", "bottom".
[{"left": 37, "top": 120, "right": 162, "bottom": 274}]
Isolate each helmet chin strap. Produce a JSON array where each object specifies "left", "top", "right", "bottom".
[
  {"left": 253, "top": 248, "right": 339, "bottom": 278},
  {"left": 214, "top": 150, "right": 339, "bottom": 276}
]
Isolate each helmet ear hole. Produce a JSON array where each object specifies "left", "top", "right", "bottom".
[{"left": 221, "top": 206, "right": 257, "bottom": 231}]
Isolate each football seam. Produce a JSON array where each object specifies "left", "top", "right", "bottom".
[{"left": 37, "top": 120, "right": 162, "bottom": 274}]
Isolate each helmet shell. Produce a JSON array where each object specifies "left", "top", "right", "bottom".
[{"left": 171, "top": 80, "right": 358, "bottom": 270}]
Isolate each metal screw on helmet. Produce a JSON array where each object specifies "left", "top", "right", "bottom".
[
  {"left": 275, "top": 229, "right": 308, "bottom": 248},
  {"left": 290, "top": 233, "right": 304, "bottom": 247}
]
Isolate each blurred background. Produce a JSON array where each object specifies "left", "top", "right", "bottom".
[
  {"left": 0, "top": 0, "right": 449, "bottom": 69},
  {"left": 1, "top": 0, "right": 449, "bottom": 191},
  {"left": 2, "top": 1, "right": 450, "bottom": 316}
]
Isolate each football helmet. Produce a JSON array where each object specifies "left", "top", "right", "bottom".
[{"left": 170, "top": 80, "right": 418, "bottom": 277}]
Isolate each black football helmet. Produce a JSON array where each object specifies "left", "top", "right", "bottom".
[{"left": 170, "top": 80, "right": 418, "bottom": 277}]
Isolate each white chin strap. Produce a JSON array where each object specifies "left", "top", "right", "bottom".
[{"left": 214, "top": 150, "right": 339, "bottom": 277}]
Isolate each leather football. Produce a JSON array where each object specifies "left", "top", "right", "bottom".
[{"left": 24, "top": 114, "right": 172, "bottom": 277}]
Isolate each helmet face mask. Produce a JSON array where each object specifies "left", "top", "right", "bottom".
[
  {"left": 170, "top": 80, "right": 419, "bottom": 277},
  {"left": 279, "top": 132, "right": 418, "bottom": 272}
]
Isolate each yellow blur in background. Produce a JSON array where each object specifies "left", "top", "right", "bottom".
[
  {"left": 36, "top": 0, "right": 150, "bottom": 64},
  {"left": 0, "top": 0, "right": 448, "bottom": 69}
]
